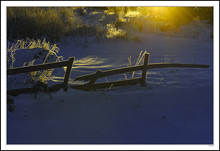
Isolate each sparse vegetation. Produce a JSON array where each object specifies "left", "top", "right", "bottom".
[
  {"left": 106, "top": 23, "right": 127, "bottom": 39},
  {"left": 7, "top": 7, "right": 81, "bottom": 42},
  {"left": 7, "top": 7, "right": 213, "bottom": 43},
  {"left": 7, "top": 38, "right": 63, "bottom": 86},
  {"left": 7, "top": 7, "right": 132, "bottom": 43}
]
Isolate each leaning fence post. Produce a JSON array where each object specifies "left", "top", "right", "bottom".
[
  {"left": 140, "top": 53, "right": 150, "bottom": 86},
  {"left": 88, "top": 69, "right": 102, "bottom": 85},
  {"left": 63, "top": 57, "right": 75, "bottom": 91}
]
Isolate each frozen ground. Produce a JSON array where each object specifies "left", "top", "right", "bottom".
[
  {"left": 6, "top": 11, "right": 213, "bottom": 144},
  {"left": 7, "top": 85, "right": 213, "bottom": 144}
]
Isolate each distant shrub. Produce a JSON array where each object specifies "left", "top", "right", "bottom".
[
  {"left": 7, "top": 7, "right": 81, "bottom": 42},
  {"left": 105, "top": 23, "right": 127, "bottom": 39},
  {"left": 7, "top": 7, "right": 140, "bottom": 43}
]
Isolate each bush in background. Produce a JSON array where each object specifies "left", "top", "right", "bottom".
[{"left": 7, "top": 7, "right": 81, "bottom": 42}]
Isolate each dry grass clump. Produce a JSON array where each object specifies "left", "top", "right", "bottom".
[
  {"left": 7, "top": 7, "right": 81, "bottom": 42},
  {"left": 7, "top": 38, "right": 63, "bottom": 85}
]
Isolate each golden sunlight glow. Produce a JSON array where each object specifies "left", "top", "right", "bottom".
[
  {"left": 140, "top": 7, "right": 196, "bottom": 29},
  {"left": 150, "top": 7, "right": 168, "bottom": 15}
]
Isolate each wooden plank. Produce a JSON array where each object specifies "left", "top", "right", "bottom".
[
  {"left": 140, "top": 53, "right": 150, "bottom": 86},
  {"left": 7, "top": 83, "right": 63, "bottom": 96},
  {"left": 63, "top": 57, "right": 75, "bottom": 91},
  {"left": 71, "top": 78, "right": 142, "bottom": 91},
  {"left": 7, "top": 87, "right": 35, "bottom": 96},
  {"left": 147, "top": 63, "right": 210, "bottom": 69},
  {"left": 74, "top": 63, "right": 210, "bottom": 82},
  {"left": 7, "top": 60, "right": 69, "bottom": 75},
  {"left": 74, "top": 65, "right": 143, "bottom": 81}
]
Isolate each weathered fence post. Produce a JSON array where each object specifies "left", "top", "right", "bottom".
[
  {"left": 63, "top": 57, "right": 75, "bottom": 91},
  {"left": 140, "top": 53, "right": 150, "bottom": 86},
  {"left": 88, "top": 69, "right": 102, "bottom": 85}
]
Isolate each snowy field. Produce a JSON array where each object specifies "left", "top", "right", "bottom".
[
  {"left": 3, "top": 6, "right": 217, "bottom": 149},
  {"left": 7, "top": 32, "right": 213, "bottom": 144}
]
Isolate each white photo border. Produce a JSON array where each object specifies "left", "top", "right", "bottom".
[{"left": 1, "top": 1, "right": 219, "bottom": 150}]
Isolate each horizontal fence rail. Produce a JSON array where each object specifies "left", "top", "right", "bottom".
[
  {"left": 147, "top": 63, "right": 210, "bottom": 69},
  {"left": 73, "top": 53, "right": 210, "bottom": 91},
  {"left": 71, "top": 78, "right": 142, "bottom": 91},
  {"left": 7, "top": 60, "right": 69, "bottom": 75},
  {"left": 7, "top": 83, "right": 64, "bottom": 96},
  {"left": 74, "top": 65, "right": 143, "bottom": 81},
  {"left": 74, "top": 63, "right": 210, "bottom": 82},
  {"left": 7, "top": 57, "right": 74, "bottom": 92}
]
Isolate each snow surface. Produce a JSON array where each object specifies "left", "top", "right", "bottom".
[{"left": 7, "top": 10, "right": 213, "bottom": 144}]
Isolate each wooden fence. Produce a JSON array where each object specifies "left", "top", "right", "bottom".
[
  {"left": 7, "top": 52, "right": 210, "bottom": 94},
  {"left": 72, "top": 53, "right": 210, "bottom": 91},
  {"left": 7, "top": 57, "right": 74, "bottom": 93}
]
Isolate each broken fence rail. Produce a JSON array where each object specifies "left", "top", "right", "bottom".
[
  {"left": 7, "top": 57, "right": 75, "bottom": 92},
  {"left": 73, "top": 53, "right": 210, "bottom": 91},
  {"left": 71, "top": 78, "right": 142, "bottom": 91},
  {"left": 74, "top": 63, "right": 209, "bottom": 81}
]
